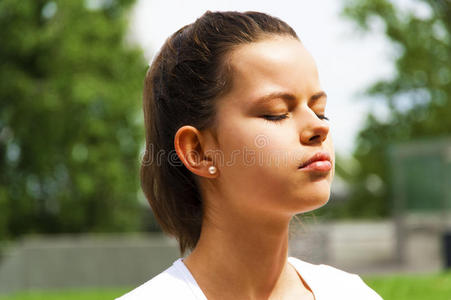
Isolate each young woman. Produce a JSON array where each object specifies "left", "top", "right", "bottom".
[{"left": 118, "top": 11, "right": 383, "bottom": 300}]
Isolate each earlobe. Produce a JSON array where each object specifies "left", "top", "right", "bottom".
[
  {"left": 208, "top": 165, "right": 217, "bottom": 175},
  {"left": 174, "top": 125, "right": 218, "bottom": 178}
]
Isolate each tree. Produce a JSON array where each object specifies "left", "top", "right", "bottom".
[
  {"left": 0, "top": 0, "right": 148, "bottom": 239},
  {"left": 340, "top": 0, "right": 451, "bottom": 217}
]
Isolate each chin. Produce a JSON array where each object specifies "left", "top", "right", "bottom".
[
  {"left": 293, "top": 188, "right": 331, "bottom": 214},
  {"left": 309, "top": 195, "right": 330, "bottom": 211}
]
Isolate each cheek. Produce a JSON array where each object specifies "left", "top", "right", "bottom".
[
  {"left": 216, "top": 122, "right": 297, "bottom": 204},
  {"left": 218, "top": 118, "right": 295, "bottom": 171}
]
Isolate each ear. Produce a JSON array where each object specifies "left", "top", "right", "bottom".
[{"left": 174, "top": 125, "right": 218, "bottom": 178}]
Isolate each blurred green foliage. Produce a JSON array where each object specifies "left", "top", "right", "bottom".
[
  {"left": 0, "top": 0, "right": 148, "bottom": 240},
  {"left": 336, "top": 0, "right": 451, "bottom": 218}
]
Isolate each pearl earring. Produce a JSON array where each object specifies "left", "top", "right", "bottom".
[{"left": 208, "top": 165, "right": 217, "bottom": 175}]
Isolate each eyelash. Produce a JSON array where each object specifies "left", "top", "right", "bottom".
[{"left": 262, "top": 113, "right": 329, "bottom": 123}]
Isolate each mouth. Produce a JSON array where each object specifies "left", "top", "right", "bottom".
[{"left": 298, "top": 152, "right": 332, "bottom": 172}]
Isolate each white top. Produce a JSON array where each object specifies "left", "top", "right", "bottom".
[{"left": 116, "top": 256, "right": 383, "bottom": 300}]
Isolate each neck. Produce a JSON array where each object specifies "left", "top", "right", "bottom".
[{"left": 183, "top": 204, "right": 294, "bottom": 299}]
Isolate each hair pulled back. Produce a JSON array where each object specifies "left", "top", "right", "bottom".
[{"left": 141, "top": 10, "right": 298, "bottom": 255}]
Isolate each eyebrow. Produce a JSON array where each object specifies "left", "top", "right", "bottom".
[{"left": 254, "top": 91, "right": 327, "bottom": 105}]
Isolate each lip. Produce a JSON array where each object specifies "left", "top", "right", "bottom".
[{"left": 298, "top": 152, "right": 332, "bottom": 172}]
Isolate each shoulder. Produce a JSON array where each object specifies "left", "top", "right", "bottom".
[
  {"left": 288, "top": 257, "right": 383, "bottom": 300},
  {"left": 115, "top": 259, "right": 198, "bottom": 300}
]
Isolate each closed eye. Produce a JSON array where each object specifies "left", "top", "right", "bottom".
[
  {"left": 262, "top": 113, "right": 329, "bottom": 123},
  {"left": 262, "top": 113, "right": 289, "bottom": 123},
  {"left": 316, "top": 114, "right": 329, "bottom": 121}
]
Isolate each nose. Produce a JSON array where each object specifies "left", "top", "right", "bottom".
[{"left": 299, "top": 111, "right": 330, "bottom": 145}]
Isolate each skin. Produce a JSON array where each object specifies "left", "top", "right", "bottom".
[{"left": 174, "top": 35, "right": 334, "bottom": 300}]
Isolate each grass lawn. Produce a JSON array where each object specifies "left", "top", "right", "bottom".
[
  {"left": 0, "top": 288, "right": 130, "bottom": 300},
  {"left": 363, "top": 271, "right": 451, "bottom": 300},
  {"left": 1, "top": 271, "right": 450, "bottom": 300}
]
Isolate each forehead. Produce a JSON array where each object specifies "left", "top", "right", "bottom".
[{"left": 225, "top": 36, "right": 320, "bottom": 104}]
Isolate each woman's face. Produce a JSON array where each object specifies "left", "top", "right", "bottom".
[{"left": 206, "top": 36, "right": 334, "bottom": 219}]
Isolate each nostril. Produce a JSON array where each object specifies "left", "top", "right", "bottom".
[{"left": 309, "top": 135, "right": 320, "bottom": 141}]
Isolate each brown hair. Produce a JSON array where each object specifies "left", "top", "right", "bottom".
[{"left": 141, "top": 11, "right": 299, "bottom": 255}]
